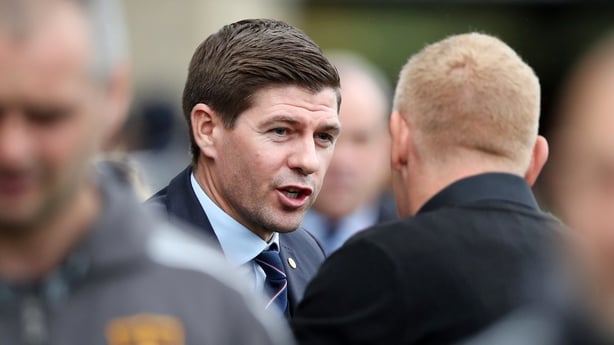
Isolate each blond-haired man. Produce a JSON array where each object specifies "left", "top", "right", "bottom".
[{"left": 292, "top": 33, "right": 564, "bottom": 344}]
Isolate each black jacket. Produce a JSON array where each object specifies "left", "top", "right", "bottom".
[{"left": 292, "top": 173, "right": 568, "bottom": 345}]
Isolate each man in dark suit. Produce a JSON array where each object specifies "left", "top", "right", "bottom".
[
  {"left": 148, "top": 19, "right": 340, "bottom": 318},
  {"left": 301, "top": 52, "right": 397, "bottom": 255},
  {"left": 291, "top": 33, "right": 564, "bottom": 344}
]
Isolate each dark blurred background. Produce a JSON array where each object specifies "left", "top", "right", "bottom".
[
  {"left": 122, "top": 0, "right": 614, "bottom": 190},
  {"left": 301, "top": 0, "right": 614, "bottom": 138}
]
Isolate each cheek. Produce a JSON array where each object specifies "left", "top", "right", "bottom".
[
  {"left": 38, "top": 121, "right": 99, "bottom": 176},
  {"left": 320, "top": 147, "right": 336, "bottom": 171},
  {"left": 225, "top": 143, "right": 277, "bottom": 187}
]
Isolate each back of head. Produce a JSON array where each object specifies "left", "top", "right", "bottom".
[
  {"left": 393, "top": 32, "right": 540, "bottom": 174},
  {"left": 183, "top": 18, "right": 340, "bottom": 163}
]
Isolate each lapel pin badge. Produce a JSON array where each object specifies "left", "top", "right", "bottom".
[{"left": 287, "top": 257, "right": 297, "bottom": 269}]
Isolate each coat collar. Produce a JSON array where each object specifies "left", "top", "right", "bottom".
[{"left": 418, "top": 172, "right": 539, "bottom": 214}]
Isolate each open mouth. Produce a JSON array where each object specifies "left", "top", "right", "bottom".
[{"left": 280, "top": 186, "right": 313, "bottom": 199}]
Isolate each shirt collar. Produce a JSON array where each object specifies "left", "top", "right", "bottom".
[
  {"left": 190, "top": 173, "right": 280, "bottom": 267},
  {"left": 418, "top": 172, "right": 539, "bottom": 214}
]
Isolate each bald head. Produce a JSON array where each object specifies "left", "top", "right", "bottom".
[
  {"left": 394, "top": 33, "right": 541, "bottom": 174},
  {"left": 0, "top": 1, "right": 94, "bottom": 111},
  {"left": 0, "top": 0, "right": 130, "bottom": 231},
  {"left": 0, "top": 1, "right": 88, "bottom": 69},
  {"left": 0, "top": 0, "right": 128, "bottom": 83}
]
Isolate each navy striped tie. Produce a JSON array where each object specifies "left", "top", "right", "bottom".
[{"left": 255, "top": 248, "right": 288, "bottom": 313}]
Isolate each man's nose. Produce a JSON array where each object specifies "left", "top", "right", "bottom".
[
  {"left": 288, "top": 136, "right": 321, "bottom": 176},
  {"left": 0, "top": 112, "right": 34, "bottom": 167}
]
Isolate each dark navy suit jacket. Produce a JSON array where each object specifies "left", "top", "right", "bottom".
[{"left": 147, "top": 166, "right": 326, "bottom": 317}]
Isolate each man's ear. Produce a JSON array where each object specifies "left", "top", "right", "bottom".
[
  {"left": 191, "top": 103, "right": 221, "bottom": 160},
  {"left": 390, "top": 111, "right": 411, "bottom": 171},
  {"left": 525, "top": 135, "right": 549, "bottom": 186}
]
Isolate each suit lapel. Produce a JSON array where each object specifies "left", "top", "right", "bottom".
[
  {"left": 279, "top": 232, "right": 321, "bottom": 316},
  {"left": 279, "top": 242, "right": 300, "bottom": 316}
]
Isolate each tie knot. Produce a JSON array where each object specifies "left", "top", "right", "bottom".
[{"left": 255, "top": 249, "right": 286, "bottom": 281}]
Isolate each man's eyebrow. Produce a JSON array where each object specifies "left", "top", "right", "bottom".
[
  {"left": 320, "top": 123, "right": 341, "bottom": 137},
  {"left": 260, "top": 115, "right": 341, "bottom": 136},
  {"left": 260, "top": 115, "right": 301, "bottom": 127}
]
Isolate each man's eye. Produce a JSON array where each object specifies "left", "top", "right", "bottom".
[
  {"left": 27, "top": 107, "right": 71, "bottom": 125},
  {"left": 272, "top": 128, "right": 288, "bottom": 136},
  {"left": 316, "top": 133, "right": 334, "bottom": 144}
]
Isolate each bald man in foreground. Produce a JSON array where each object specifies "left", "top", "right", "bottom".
[
  {"left": 0, "top": 1, "right": 293, "bottom": 344},
  {"left": 292, "top": 33, "right": 566, "bottom": 344}
]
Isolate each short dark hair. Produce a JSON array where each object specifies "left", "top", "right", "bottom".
[{"left": 182, "top": 18, "right": 341, "bottom": 163}]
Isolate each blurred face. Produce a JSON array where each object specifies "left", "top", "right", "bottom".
[
  {"left": 0, "top": 7, "right": 104, "bottom": 232},
  {"left": 205, "top": 85, "right": 340, "bottom": 239},
  {"left": 548, "top": 62, "right": 614, "bottom": 288},
  {"left": 312, "top": 71, "right": 390, "bottom": 219}
]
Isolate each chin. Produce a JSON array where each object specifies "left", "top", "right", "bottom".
[
  {"left": 275, "top": 227, "right": 298, "bottom": 234},
  {"left": 271, "top": 219, "right": 303, "bottom": 233}
]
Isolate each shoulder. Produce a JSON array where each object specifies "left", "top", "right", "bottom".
[
  {"left": 144, "top": 166, "right": 195, "bottom": 219},
  {"left": 145, "top": 185, "right": 170, "bottom": 211},
  {"left": 281, "top": 227, "right": 325, "bottom": 258},
  {"left": 142, "top": 223, "right": 294, "bottom": 341},
  {"left": 145, "top": 165, "right": 192, "bottom": 200},
  {"left": 144, "top": 167, "right": 188, "bottom": 206}
]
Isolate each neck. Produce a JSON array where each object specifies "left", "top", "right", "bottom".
[{"left": 0, "top": 183, "right": 100, "bottom": 283}]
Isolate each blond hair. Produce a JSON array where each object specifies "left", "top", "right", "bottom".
[{"left": 393, "top": 32, "right": 540, "bottom": 173}]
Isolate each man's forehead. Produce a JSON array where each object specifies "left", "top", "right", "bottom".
[
  {"left": 0, "top": 4, "right": 92, "bottom": 77},
  {"left": 0, "top": 12, "right": 94, "bottom": 105},
  {"left": 0, "top": 0, "right": 91, "bottom": 63}
]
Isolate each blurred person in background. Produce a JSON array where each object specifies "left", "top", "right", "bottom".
[
  {"left": 539, "top": 31, "right": 614, "bottom": 337},
  {"left": 0, "top": 1, "right": 295, "bottom": 344},
  {"left": 125, "top": 93, "right": 191, "bottom": 195},
  {"left": 148, "top": 19, "right": 340, "bottom": 318},
  {"left": 301, "top": 52, "right": 397, "bottom": 255},
  {"left": 292, "top": 33, "right": 568, "bottom": 344}
]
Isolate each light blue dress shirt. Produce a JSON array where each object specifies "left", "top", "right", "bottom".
[{"left": 190, "top": 173, "right": 280, "bottom": 291}]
